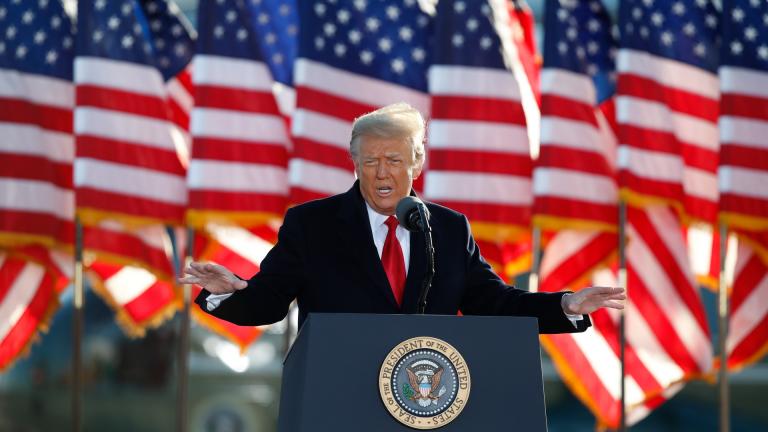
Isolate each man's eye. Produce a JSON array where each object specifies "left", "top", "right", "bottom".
[{"left": 364, "top": 160, "right": 378, "bottom": 166}]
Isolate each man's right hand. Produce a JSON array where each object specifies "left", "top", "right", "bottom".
[{"left": 178, "top": 261, "right": 248, "bottom": 295}]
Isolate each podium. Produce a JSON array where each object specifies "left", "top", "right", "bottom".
[{"left": 278, "top": 313, "right": 548, "bottom": 431}]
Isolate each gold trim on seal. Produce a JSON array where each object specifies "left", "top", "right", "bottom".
[{"left": 378, "top": 336, "right": 471, "bottom": 430}]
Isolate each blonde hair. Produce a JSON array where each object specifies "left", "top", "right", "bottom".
[{"left": 349, "top": 103, "right": 426, "bottom": 168}]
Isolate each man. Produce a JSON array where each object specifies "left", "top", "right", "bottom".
[{"left": 180, "top": 103, "right": 624, "bottom": 333}]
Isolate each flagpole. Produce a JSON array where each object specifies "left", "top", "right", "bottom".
[
  {"left": 618, "top": 201, "right": 627, "bottom": 432},
  {"left": 718, "top": 223, "right": 730, "bottom": 432},
  {"left": 176, "top": 227, "right": 194, "bottom": 432},
  {"left": 72, "top": 219, "right": 84, "bottom": 432},
  {"left": 529, "top": 226, "right": 541, "bottom": 292}
]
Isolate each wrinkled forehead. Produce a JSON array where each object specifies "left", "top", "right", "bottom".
[{"left": 358, "top": 135, "right": 414, "bottom": 156}]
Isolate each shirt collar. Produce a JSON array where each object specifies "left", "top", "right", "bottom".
[{"left": 365, "top": 202, "right": 395, "bottom": 233}]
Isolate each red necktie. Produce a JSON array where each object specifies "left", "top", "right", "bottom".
[{"left": 382, "top": 216, "right": 406, "bottom": 305}]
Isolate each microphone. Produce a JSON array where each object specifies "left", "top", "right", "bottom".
[{"left": 395, "top": 196, "right": 431, "bottom": 233}]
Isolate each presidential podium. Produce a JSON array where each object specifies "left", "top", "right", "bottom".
[{"left": 277, "top": 313, "right": 548, "bottom": 431}]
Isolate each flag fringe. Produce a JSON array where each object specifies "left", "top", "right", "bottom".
[
  {"left": 0, "top": 232, "right": 74, "bottom": 253},
  {"left": 186, "top": 210, "right": 284, "bottom": 230},
  {"left": 77, "top": 208, "right": 181, "bottom": 230},
  {"left": 719, "top": 212, "right": 768, "bottom": 232},
  {"left": 0, "top": 283, "right": 60, "bottom": 373},
  {"left": 532, "top": 215, "right": 617, "bottom": 234},
  {"left": 190, "top": 307, "right": 264, "bottom": 354},
  {"left": 86, "top": 271, "right": 181, "bottom": 338},
  {"left": 471, "top": 221, "right": 529, "bottom": 243},
  {"left": 85, "top": 250, "right": 174, "bottom": 283}
]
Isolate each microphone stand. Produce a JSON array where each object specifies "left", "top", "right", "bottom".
[{"left": 416, "top": 204, "right": 435, "bottom": 315}]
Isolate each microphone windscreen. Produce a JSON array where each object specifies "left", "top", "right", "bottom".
[{"left": 395, "top": 196, "right": 423, "bottom": 230}]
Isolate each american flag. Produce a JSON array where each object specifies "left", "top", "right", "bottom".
[
  {"left": 0, "top": 0, "right": 74, "bottom": 371},
  {"left": 289, "top": 0, "right": 432, "bottom": 203},
  {"left": 75, "top": 0, "right": 196, "bottom": 335},
  {"left": 616, "top": 0, "right": 720, "bottom": 224},
  {"left": 536, "top": 0, "right": 712, "bottom": 428},
  {"left": 718, "top": 0, "right": 768, "bottom": 371},
  {"left": 188, "top": 0, "right": 293, "bottom": 230},
  {"left": 424, "top": 0, "right": 535, "bottom": 245},
  {"left": 75, "top": 0, "right": 194, "bottom": 227}
]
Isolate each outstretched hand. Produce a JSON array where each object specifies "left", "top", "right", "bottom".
[
  {"left": 178, "top": 261, "right": 248, "bottom": 295},
  {"left": 562, "top": 286, "right": 626, "bottom": 315}
]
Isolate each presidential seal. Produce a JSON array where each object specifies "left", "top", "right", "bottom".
[{"left": 378, "top": 336, "right": 471, "bottom": 429}]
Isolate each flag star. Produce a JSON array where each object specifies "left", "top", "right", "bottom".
[
  {"left": 348, "top": 29, "right": 362, "bottom": 44},
  {"left": 50, "top": 15, "right": 61, "bottom": 28},
  {"left": 39, "top": 0, "right": 49, "bottom": 7},
  {"left": 122, "top": 34, "right": 134, "bottom": 48},
  {"left": 683, "top": 23, "right": 696, "bottom": 36},
  {"left": 695, "top": 0, "right": 707, "bottom": 8},
  {"left": 454, "top": 1, "right": 466, "bottom": 14},
  {"left": 366, "top": 17, "right": 380, "bottom": 32},
  {"left": 590, "top": 1, "right": 601, "bottom": 12},
  {"left": 5, "top": 26, "right": 16, "bottom": 39},
  {"left": 34, "top": 30, "right": 46, "bottom": 44},
  {"left": 378, "top": 37, "right": 392, "bottom": 52},
  {"left": 213, "top": 25, "right": 225, "bottom": 39},
  {"left": 764, "top": 14, "right": 768, "bottom": 26},
  {"left": 146, "top": 1, "right": 159, "bottom": 13},
  {"left": 121, "top": 2, "right": 133, "bottom": 16},
  {"left": 16, "top": 45, "right": 27, "bottom": 58},
  {"left": 399, "top": 26, "right": 413, "bottom": 42},
  {"left": 744, "top": 27, "right": 757, "bottom": 42},
  {"left": 172, "top": 24, "right": 183, "bottom": 36},
  {"left": 625, "top": 22, "right": 635, "bottom": 34},
  {"left": 417, "top": 15, "right": 428, "bottom": 28},
  {"left": 45, "top": 49, "right": 58, "bottom": 64},
  {"left": 143, "top": 42, "right": 151, "bottom": 53},
  {"left": 279, "top": 4, "right": 291, "bottom": 15},
  {"left": 237, "top": 28, "right": 248, "bottom": 41},
  {"left": 386, "top": 5, "right": 400, "bottom": 20},
  {"left": 694, "top": 42, "right": 707, "bottom": 57},
  {"left": 651, "top": 12, "right": 664, "bottom": 27},
  {"left": 730, "top": 40, "right": 743, "bottom": 55},
  {"left": 353, "top": 0, "right": 367, "bottom": 12},
  {"left": 412, "top": 47, "right": 425, "bottom": 62},
  {"left": 360, "top": 50, "right": 374, "bottom": 65},
  {"left": 0, "top": 7, "right": 5, "bottom": 20},
  {"left": 480, "top": 36, "right": 492, "bottom": 49},
  {"left": 225, "top": 10, "right": 237, "bottom": 22},
  {"left": 62, "top": 36, "right": 72, "bottom": 49},
  {"left": 249, "top": 0, "right": 259, "bottom": 5},
  {"left": 466, "top": 18, "right": 478, "bottom": 32},
  {"left": 0, "top": 42, "right": 5, "bottom": 54},
  {"left": 750, "top": 0, "right": 761, "bottom": 7},
  {"left": 639, "top": 26, "right": 649, "bottom": 39},
  {"left": 566, "top": 27, "right": 578, "bottom": 41},
  {"left": 159, "top": 57, "right": 170, "bottom": 68},
  {"left": 558, "top": 41, "right": 568, "bottom": 54},
  {"left": 108, "top": 16, "right": 121, "bottom": 30},
  {"left": 576, "top": 46, "right": 586, "bottom": 59},
  {"left": 133, "top": 23, "right": 142, "bottom": 35},
  {"left": 151, "top": 19, "right": 162, "bottom": 31},
  {"left": 22, "top": 10, "right": 34, "bottom": 24},
  {"left": 337, "top": 9, "right": 350, "bottom": 24},
  {"left": 95, "top": 0, "right": 107, "bottom": 10},
  {"left": 314, "top": 36, "right": 325, "bottom": 49},
  {"left": 404, "top": 0, "right": 416, "bottom": 6},
  {"left": 557, "top": 8, "right": 569, "bottom": 22},
  {"left": 660, "top": 31, "right": 674, "bottom": 46},
  {"left": 265, "top": 32, "right": 276, "bottom": 44},
  {"left": 93, "top": 30, "right": 104, "bottom": 42},
  {"left": 324, "top": 23, "right": 336, "bottom": 37},
  {"left": 732, "top": 8, "right": 745, "bottom": 22},
  {"left": 272, "top": 53, "right": 284, "bottom": 64},
  {"left": 391, "top": 58, "right": 405, "bottom": 74},
  {"left": 288, "top": 25, "right": 297, "bottom": 35},
  {"left": 588, "top": 19, "right": 600, "bottom": 33},
  {"left": 587, "top": 41, "right": 599, "bottom": 55},
  {"left": 480, "top": 4, "right": 491, "bottom": 16},
  {"left": 706, "top": 15, "right": 717, "bottom": 28},
  {"left": 258, "top": 13, "right": 270, "bottom": 25},
  {"left": 156, "top": 38, "right": 166, "bottom": 49},
  {"left": 672, "top": 2, "right": 686, "bottom": 15},
  {"left": 314, "top": 3, "right": 326, "bottom": 17},
  {"left": 334, "top": 43, "right": 347, "bottom": 57},
  {"left": 587, "top": 64, "right": 598, "bottom": 76},
  {"left": 758, "top": 45, "right": 768, "bottom": 60},
  {"left": 452, "top": 34, "right": 464, "bottom": 47},
  {"left": 642, "top": 0, "right": 654, "bottom": 7},
  {"left": 632, "top": 8, "right": 643, "bottom": 20}
]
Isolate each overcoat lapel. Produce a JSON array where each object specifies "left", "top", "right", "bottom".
[
  {"left": 336, "top": 182, "right": 399, "bottom": 309},
  {"left": 400, "top": 230, "right": 426, "bottom": 313}
]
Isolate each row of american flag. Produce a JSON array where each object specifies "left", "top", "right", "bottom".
[{"left": 0, "top": 0, "right": 766, "bottom": 428}]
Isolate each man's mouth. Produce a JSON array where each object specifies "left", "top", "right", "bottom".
[{"left": 376, "top": 186, "right": 393, "bottom": 196}]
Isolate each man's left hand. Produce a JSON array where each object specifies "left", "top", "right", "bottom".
[{"left": 562, "top": 286, "right": 626, "bottom": 315}]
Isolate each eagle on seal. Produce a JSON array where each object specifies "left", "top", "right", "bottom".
[{"left": 407, "top": 367, "right": 444, "bottom": 404}]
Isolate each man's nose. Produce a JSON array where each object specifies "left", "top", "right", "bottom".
[{"left": 376, "top": 161, "right": 389, "bottom": 178}]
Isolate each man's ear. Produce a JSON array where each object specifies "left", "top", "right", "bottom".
[{"left": 412, "top": 159, "right": 424, "bottom": 180}]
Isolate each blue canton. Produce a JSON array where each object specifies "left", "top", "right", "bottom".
[
  {"left": 720, "top": 0, "right": 768, "bottom": 71},
  {"left": 0, "top": 0, "right": 74, "bottom": 80},
  {"left": 299, "top": 0, "right": 433, "bottom": 92},
  {"left": 432, "top": 0, "right": 504, "bottom": 70},
  {"left": 77, "top": 0, "right": 195, "bottom": 81}
]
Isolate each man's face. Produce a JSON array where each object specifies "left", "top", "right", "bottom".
[{"left": 354, "top": 135, "right": 422, "bottom": 215}]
